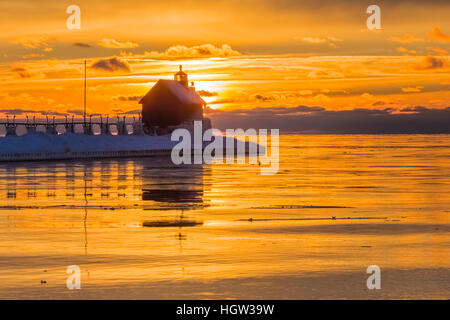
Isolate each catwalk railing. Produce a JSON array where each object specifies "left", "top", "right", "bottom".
[{"left": 0, "top": 115, "right": 145, "bottom": 136}]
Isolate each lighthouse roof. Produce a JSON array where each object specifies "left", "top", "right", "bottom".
[{"left": 139, "top": 80, "right": 206, "bottom": 106}]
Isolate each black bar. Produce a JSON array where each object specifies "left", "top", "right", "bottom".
[{"left": 0, "top": 300, "right": 447, "bottom": 318}]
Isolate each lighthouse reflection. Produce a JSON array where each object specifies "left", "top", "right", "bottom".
[
  {"left": 0, "top": 157, "right": 208, "bottom": 258},
  {"left": 0, "top": 157, "right": 208, "bottom": 210},
  {"left": 141, "top": 159, "right": 207, "bottom": 210}
]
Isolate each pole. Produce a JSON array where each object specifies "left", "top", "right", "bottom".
[{"left": 84, "top": 59, "right": 87, "bottom": 124}]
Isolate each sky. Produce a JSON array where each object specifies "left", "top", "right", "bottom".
[{"left": 0, "top": 0, "right": 449, "bottom": 132}]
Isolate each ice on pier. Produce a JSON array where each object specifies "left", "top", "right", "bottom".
[
  {"left": 0, "top": 132, "right": 177, "bottom": 154},
  {"left": 0, "top": 131, "right": 263, "bottom": 163}
]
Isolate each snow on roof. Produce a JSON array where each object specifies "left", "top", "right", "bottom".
[{"left": 140, "top": 80, "right": 206, "bottom": 106}]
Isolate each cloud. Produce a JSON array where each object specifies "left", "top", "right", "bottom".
[
  {"left": 401, "top": 86, "right": 424, "bottom": 93},
  {"left": 108, "top": 109, "right": 141, "bottom": 115},
  {"left": 98, "top": 38, "right": 139, "bottom": 49},
  {"left": 299, "top": 90, "right": 313, "bottom": 96},
  {"left": 310, "top": 93, "right": 331, "bottom": 103},
  {"left": 390, "top": 33, "right": 423, "bottom": 43},
  {"left": 114, "top": 95, "right": 143, "bottom": 101},
  {"left": 372, "top": 101, "right": 388, "bottom": 107},
  {"left": 197, "top": 90, "right": 218, "bottom": 97},
  {"left": 429, "top": 26, "right": 450, "bottom": 42},
  {"left": 295, "top": 36, "right": 341, "bottom": 48},
  {"left": 255, "top": 94, "right": 277, "bottom": 102},
  {"left": 66, "top": 109, "right": 85, "bottom": 116},
  {"left": 414, "top": 56, "right": 448, "bottom": 70},
  {"left": 399, "top": 106, "right": 429, "bottom": 113},
  {"left": 209, "top": 98, "right": 241, "bottom": 105},
  {"left": 73, "top": 42, "right": 91, "bottom": 48},
  {"left": 308, "top": 69, "right": 344, "bottom": 79},
  {"left": 206, "top": 105, "right": 450, "bottom": 134},
  {"left": 144, "top": 44, "right": 241, "bottom": 59},
  {"left": 11, "top": 67, "right": 35, "bottom": 78},
  {"left": 37, "top": 110, "right": 68, "bottom": 116},
  {"left": 11, "top": 35, "right": 50, "bottom": 49},
  {"left": 427, "top": 47, "right": 448, "bottom": 56},
  {"left": 209, "top": 89, "right": 349, "bottom": 106},
  {"left": 291, "top": 105, "right": 325, "bottom": 113},
  {"left": 397, "top": 47, "right": 416, "bottom": 56},
  {"left": 206, "top": 105, "right": 326, "bottom": 117},
  {"left": 22, "top": 53, "right": 44, "bottom": 59},
  {"left": 0, "top": 108, "right": 66, "bottom": 116},
  {"left": 91, "top": 57, "right": 131, "bottom": 72},
  {"left": 0, "top": 108, "right": 36, "bottom": 115},
  {"left": 123, "top": 109, "right": 141, "bottom": 115}
]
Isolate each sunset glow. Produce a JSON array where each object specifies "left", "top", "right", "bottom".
[
  {"left": 0, "top": 0, "right": 449, "bottom": 129},
  {"left": 0, "top": 0, "right": 449, "bottom": 302}
]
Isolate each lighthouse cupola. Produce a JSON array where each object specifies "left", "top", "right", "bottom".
[{"left": 174, "top": 65, "right": 188, "bottom": 87}]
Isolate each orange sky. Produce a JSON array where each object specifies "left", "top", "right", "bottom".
[{"left": 0, "top": 0, "right": 449, "bottom": 118}]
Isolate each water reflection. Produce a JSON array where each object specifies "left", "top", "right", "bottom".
[
  {"left": 141, "top": 161, "right": 207, "bottom": 210},
  {"left": 0, "top": 157, "right": 209, "bottom": 255},
  {"left": 0, "top": 156, "right": 209, "bottom": 211},
  {"left": 0, "top": 135, "right": 449, "bottom": 299}
]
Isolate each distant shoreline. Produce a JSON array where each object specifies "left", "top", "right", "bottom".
[{"left": 277, "top": 131, "right": 450, "bottom": 135}]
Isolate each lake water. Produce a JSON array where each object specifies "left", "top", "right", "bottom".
[{"left": 0, "top": 134, "right": 449, "bottom": 299}]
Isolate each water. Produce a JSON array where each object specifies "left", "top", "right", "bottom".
[{"left": 0, "top": 134, "right": 449, "bottom": 299}]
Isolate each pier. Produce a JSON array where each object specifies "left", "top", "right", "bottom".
[
  {"left": 0, "top": 113, "right": 178, "bottom": 162},
  {"left": 0, "top": 115, "right": 145, "bottom": 137}
]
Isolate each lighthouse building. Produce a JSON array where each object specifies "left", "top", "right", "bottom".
[{"left": 139, "top": 66, "right": 210, "bottom": 134}]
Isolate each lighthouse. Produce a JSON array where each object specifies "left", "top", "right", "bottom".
[
  {"left": 139, "top": 66, "right": 207, "bottom": 131},
  {"left": 174, "top": 65, "right": 188, "bottom": 87}
]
